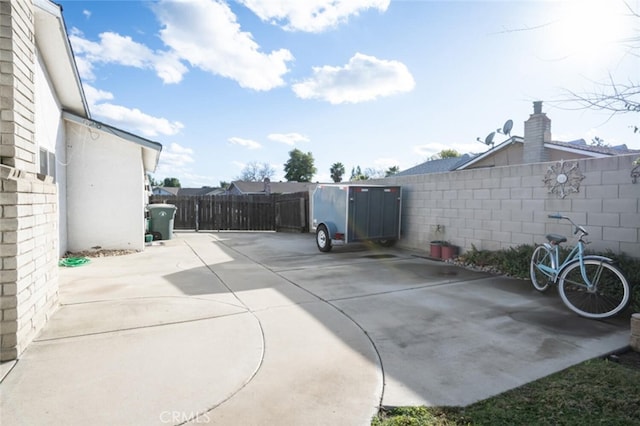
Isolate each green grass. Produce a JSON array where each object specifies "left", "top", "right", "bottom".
[{"left": 372, "top": 358, "right": 640, "bottom": 425}]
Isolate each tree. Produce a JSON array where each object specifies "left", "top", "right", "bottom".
[
  {"left": 237, "top": 161, "right": 275, "bottom": 182},
  {"left": 148, "top": 174, "right": 160, "bottom": 186},
  {"left": 364, "top": 167, "right": 385, "bottom": 179},
  {"left": 385, "top": 166, "right": 400, "bottom": 177},
  {"left": 163, "top": 177, "right": 181, "bottom": 187},
  {"left": 430, "top": 149, "right": 461, "bottom": 161},
  {"left": 590, "top": 136, "right": 609, "bottom": 147},
  {"left": 562, "top": 74, "right": 640, "bottom": 131},
  {"left": 350, "top": 165, "right": 367, "bottom": 181},
  {"left": 284, "top": 149, "right": 316, "bottom": 182},
  {"left": 330, "top": 162, "right": 345, "bottom": 182},
  {"left": 219, "top": 181, "right": 230, "bottom": 190}
]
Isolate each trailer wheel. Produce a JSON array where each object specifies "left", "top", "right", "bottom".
[
  {"left": 316, "top": 225, "right": 332, "bottom": 252},
  {"left": 378, "top": 239, "right": 396, "bottom": 247}
]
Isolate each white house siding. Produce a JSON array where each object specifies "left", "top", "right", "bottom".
[
  {"left": 65, "top": 120, "right": 146, "bottom": 252},
  {"left": 35, "top": 49, "right": 67, "bottom": 256},
  {"left": 1, "top": 0, "right": 59, "bottom": 362}
]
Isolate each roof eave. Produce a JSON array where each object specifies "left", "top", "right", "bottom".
[
  {"left": 34, "top": 0, "right": 89, "bottom": 117},
  {"left": 456, "top": 136, "right": 524, "bottom": 170},
  {"left": 544, "top": 143, "right": 609, "bottom": 158}
]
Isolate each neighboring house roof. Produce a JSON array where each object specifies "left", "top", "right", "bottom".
[
  {"left": 176, "top": 187, "right": 224, "bottom": 196},
  {"left": 153, "top": 187, "right": 180, "bottom": 196},
  {"left": 454, "top": 136, "right": 640, "bottom": 171},
  {"left": 455, "top": 136, "right": 523, "bottom": 170},
  {"left": 152, "top": 187, "right": 227, "bottom": 196},
  {"left": 202, "top": 188, "right": 226, "bottom": 196},
  {"left": 34, "top": 0, "right": 88, "bottom": 116},
  {"left": 227, "top": 181, "right": 315, "bottom": 194},
  {"left": 396, "top": 154, "right": 476, "bottom": 176},
  {"left": 546, "top": 139, "right": 640, "bottom": 157},
  {"left": 62, "top": 111, "right": 162, "bottom": 172}
]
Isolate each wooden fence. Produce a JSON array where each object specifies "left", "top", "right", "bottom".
[{"left": 149, "top": 192, "right": 309, "bottom": 232}]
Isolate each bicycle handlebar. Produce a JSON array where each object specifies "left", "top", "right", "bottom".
[{"left": 548, "top": 213, "right": 588, "bottom": 236}]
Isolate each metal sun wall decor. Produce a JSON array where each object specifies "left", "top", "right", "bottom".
[
  {"left": 632, "top": 158, "right": 640, "bottom": 184},
  {"left": 543, "top": 159, "right": 585, "bottom": 198}
]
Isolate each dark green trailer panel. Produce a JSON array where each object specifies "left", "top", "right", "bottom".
[{"left": 311, "top": 184, "right": 402, "bottom": 251}]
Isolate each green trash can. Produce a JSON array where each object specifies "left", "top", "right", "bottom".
[{"left": 148, "top": 204, "right": 177, "bottom": 240}]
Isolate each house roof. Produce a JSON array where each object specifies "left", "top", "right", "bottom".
[
  {"left": 34, "top": 0, "right": 88, "bottom": 116},
  {"left": 62, "top": 111, "right": 162, "bottom": 172},
  {"left": 455, "top": 136, "right": 523, "bottom": 170},
  {"left": 153, "top": 187, "right": 180, "bottom": 196},
  {"left": 228, "top": 181, "right": 315, "bottom": 194},
  {"left": 177, "top": 187, "right": 223, "bottom": 196},
  {"left": 545, "top": 139, "right": 640, "bottom": 157},
  {"left": 396, "top": 153, "right": 476, "bottom": 176}
]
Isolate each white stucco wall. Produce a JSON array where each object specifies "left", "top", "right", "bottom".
[
  {"left": 35, "top": 49, "right": 67, "bottom": 255},
  {"left": 65, "top": 120, "right": 146, "bottom": 251}
]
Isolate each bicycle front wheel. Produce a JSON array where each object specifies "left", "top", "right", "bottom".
[
  {"left": 558, "top": 259, "right": 630, "bottom": 319},
  {"left": 530, "top": 245, "right": 554, "bottom": 292}
]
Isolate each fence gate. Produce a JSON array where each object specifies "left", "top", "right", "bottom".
[
  {"left": 150, "top": 192, "right": 308, "bottom": 232},
  {"left": 275, "top": 192, "right": 309, "bottom": 232}
]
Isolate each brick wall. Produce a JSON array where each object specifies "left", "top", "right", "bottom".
[
  {"left": 377, "top": 154, "right": 640, "bottom": 259},
  {"left": 1, "top": 0, "right": 59, "bottom": 362}
]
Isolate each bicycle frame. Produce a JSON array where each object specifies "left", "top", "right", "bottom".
[
  {"left": 535, "top": 216, "right": 613, "bottom": 290},
  {"left": 536, "top": 241, "right": 582, "bottom": 282}
]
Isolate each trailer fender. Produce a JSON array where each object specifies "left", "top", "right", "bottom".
[{"left": 320, "top": 221, "right": 338, "bottom": 239}]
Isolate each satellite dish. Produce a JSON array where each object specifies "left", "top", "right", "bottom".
[
  {"left": 477, "top": 131, "right": 495, "bottom": 147},
  {"left": 500, "top": 119, "right": 513, "bottom": 136},
  {"left": 484, "top": 131, "right": 495, "bottom": 146}
]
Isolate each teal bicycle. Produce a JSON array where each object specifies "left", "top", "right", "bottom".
[{"left": 530, "top": 214, "right": 631, "bottom": 319}]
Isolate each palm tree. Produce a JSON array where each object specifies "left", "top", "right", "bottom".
[{"left": 330, "top": 162, "right": 345, "bottom": 182}]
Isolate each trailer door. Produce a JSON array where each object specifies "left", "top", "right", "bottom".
[{"left": 347, "top": 187, "right": 400, "bottom": 242}]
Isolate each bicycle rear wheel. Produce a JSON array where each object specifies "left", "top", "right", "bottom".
[
  {"left": 530, "top": 245, "right": 554, "bottom": 292},
  {"left": 558, "top": 259, "right": 630, "bottom": 319}
]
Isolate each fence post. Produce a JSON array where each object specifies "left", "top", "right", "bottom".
[{"left": 195, "top": 200, "right": 199, "bottom": 232}]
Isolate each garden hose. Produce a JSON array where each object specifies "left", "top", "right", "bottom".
[{"left": 58, "top": 257, "right": 90, "bottom": 267}]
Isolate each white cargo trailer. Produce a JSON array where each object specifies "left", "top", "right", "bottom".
[{"left": 311, "top": 184, "right": 402, "bottom": 252}]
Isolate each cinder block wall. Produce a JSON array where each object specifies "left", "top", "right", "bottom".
[
  {"left": 1, "top": 0, "right": 59, "bottom": 362},
  {"left": 376, "top": 154, "right": 640, "bottom": 259}
]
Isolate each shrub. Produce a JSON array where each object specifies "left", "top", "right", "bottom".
[{"left": 458, "top": 245, "right": 640, "bottom": 313}]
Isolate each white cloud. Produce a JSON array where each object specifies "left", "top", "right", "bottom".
[
  {"left": 69, "top": 1, "right": 295, "bottom": 90},
  {"left": 373, "top": 157, "right": 399, "bottom": 169},
  {"left": 69, "top": 29, "right": 188, "bottom": 84},
  {"left": 154, "top": 0, "right": 293, "bottom": 90},
  {"left": 238, "top": 0, "right": 390, "bottom": 32},
  {"left": 82, "top": 83, "right": 183, "bottom": 138},
  {"left": 160, "top": 143, "right": 195, "bottom": 167},
  {"left": 92, "top": 103, "right": 183, "bottom": 138},
  {"left": 232, "top": 160, "right": 246, "bottom": 170},
  {"left": 154, "top": 142, "right": 195, "bottom": 178},
  {"left": 83, "top": 84, "right": 113, "bottom": 106},
  {"left": 229, "top": 137, "right": 262, "bottom": 149},
  {"left": 267, "top": 133, "right": 310, "bottom": 145},
  {"left": 82, "top": 10, "right": 91, "bottom": 19},
  {"left": 413, "top": 144, "right": 443, "bottom": 159},
  {"left": 292, "top": 53, "right": 415, "bottom": 104}
]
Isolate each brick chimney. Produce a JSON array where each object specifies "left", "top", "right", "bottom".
[{"left": 523, "top": 101, "right": 551, "bottom": 163}]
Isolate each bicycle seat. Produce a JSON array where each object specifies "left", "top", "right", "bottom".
[{"left": 545, "top": 233, "right": 567, "bottom": 244}]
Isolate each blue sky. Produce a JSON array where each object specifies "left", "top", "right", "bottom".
[{"left": 58, "top": 0, "right": 639, "bottom": 187}]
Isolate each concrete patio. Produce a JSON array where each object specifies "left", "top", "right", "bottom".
[{"left": 0, "top": 232, "right": 630, "bottom": 425}]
